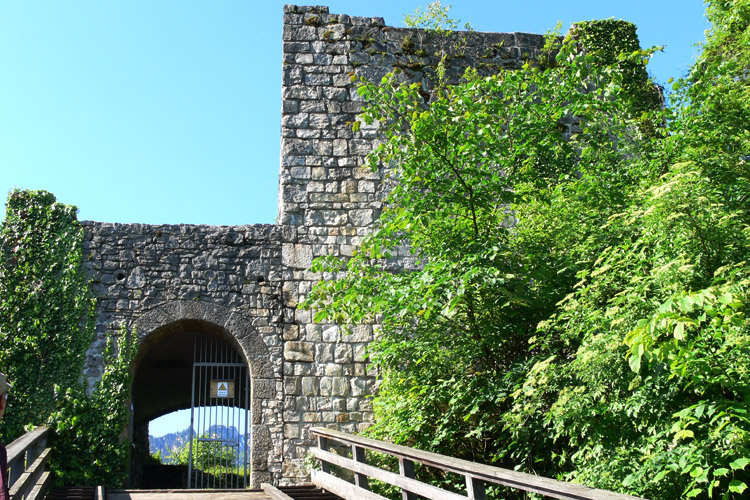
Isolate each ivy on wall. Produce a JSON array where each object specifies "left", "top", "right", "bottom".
[
  {"left": 0, "top": 190, "right": 95, "bottom": 440},
  {"left": 0, "top": 189, "right": 134, "bottom": 488},
  {"left": 571, "top": 19, "right": 663, "bottom": 117},
  {"left": 49, "top": 328, "right": 138, "bottom": 488}
]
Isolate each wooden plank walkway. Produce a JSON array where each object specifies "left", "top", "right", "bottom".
[{"left": 106, "top": 490, "right": 269, "bottom": 500}]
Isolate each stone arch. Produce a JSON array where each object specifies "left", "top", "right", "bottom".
[
  {"left": 133, "top": 300, "right": 273, "bottom": 379},
  {"left": 130, "top": 300, "right": 278, "bottom": 488}
]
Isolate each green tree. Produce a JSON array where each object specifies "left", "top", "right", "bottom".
[
  {"left": 305, "top": 1, "right": 750, "bottom": 498},
  {"left": 510, "top": 2, "right": 750, "bottom": 497},
  {"left": 170, "top": 435, "right": 237, "bottom": 471},
  {"left": 304, "top": 23, "right": 654, "bottom": 488}
]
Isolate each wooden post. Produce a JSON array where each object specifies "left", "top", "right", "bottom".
[
  {"left": 352, "top": 445, "right": 370, "bottom": 491},
  {"left": 398, "top": 458, "right": 418, "bottom": 500},
  {"left": 318, "top": 435, "right": 331, "bottom": 474},
  {"left": 8, "top": 454, "right": 24, "bottom": 486},
  {"left": 466, "top": 476, "right": 487, "bottom": 500}
]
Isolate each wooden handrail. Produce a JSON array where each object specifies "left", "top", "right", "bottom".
[
  {"left": 5, "top": 426, "right": 52, "bottom": 500},
  {"left": 310, "top": 427, "right": 648, "bottom": 500}
]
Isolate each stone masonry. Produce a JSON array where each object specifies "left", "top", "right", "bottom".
[{"left": 80, "top": 5, "right": 546, "bottom": 487}]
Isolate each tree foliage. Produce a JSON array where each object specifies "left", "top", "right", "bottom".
[
  {"left": 304, "top": 1, "right": 750, "bottom": 498},
  {"left": 169, "top": 435, "right": 238, "bottom": 471}
]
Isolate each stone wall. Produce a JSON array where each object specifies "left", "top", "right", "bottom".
[
  {"left": 276, "top": 4, "right": 545, "bottom": 483},
  {"left": 82, "top": 222, "right": 283, "bottom": 385},
  {"left": 80, "top": 4, "right": 547, "bottom": 487},
  {"left": 81, "top": 222, "right": 285, "bottom": 485}
]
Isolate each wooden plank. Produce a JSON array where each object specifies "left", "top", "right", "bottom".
[
  {"left": 9, "top": 447, "right": 51, "bottom": 499},
  {"left": 310, "top": 428, "right": 647, "bottom": 500},
  {"left": 317, "top": 435, "right": 331, "bottom": 475},
  {"left": 105, "top": 490, "right": 269, "bottom": 500},
  {"left": 465, "top": 477, "right": 486, "bottom": 500},
  {"left": 6, "top": 426, "right": 49, "bottom": 464},
  {"left": 311, "top": 448, "right": 466, "bottom": 500},
  {"left": 261, "top": 483, "right": 296, "bottom": 500},
  {"left": 311, "top": 470, "right": 389, "bottom": 500},
  {"left": 352, "top": 445, "right": 370, "bottom": 491},
  {"left": 25, "top": 470, "right": 52, "bottom": 500},
  {"left": 399, "top": 458, "right": 417, "bottom": 500},
  {"left": 95, "top": 486, "right": 106, "bottom": 500}
]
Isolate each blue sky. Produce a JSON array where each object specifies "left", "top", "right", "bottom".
[
  {"left": 2, "top": 1, "right": 709, "bottom": 228},
  {"left": 1, "top": 1, "right": 710, "bottom": 437}
]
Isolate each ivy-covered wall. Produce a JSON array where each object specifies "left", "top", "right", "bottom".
[
  {"left": 571, "top": 19, "right": 663, "bottom": 116},
  {"left": 0, "top": 190, "right": 135, "bottom": 488},
  {"left": 0, "top": 190, "right": 95, "bottom": 440}
]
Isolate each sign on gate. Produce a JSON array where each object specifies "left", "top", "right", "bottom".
[{"left": 211, "top": 380, "right": 235, "bottom": 398}]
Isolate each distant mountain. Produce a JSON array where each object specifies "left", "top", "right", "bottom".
[
  {"left": 150, "top": 425, "right": 249, "bottom": 464},
  {"left": 149, "top": 427, "right": 192, "bottom": 463}
]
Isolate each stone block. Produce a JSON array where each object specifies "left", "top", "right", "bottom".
[
  {"left": 332, "top": 139, "right": 348, "bottom": 156},
  {"left": 305, "top": 73, "right": 332, "bottom": 86},
  {"left": 334, "top": 344, "right": 353, "bottom": 363},
  {"left": 324, "top": 363, "right": 343, "bottom": 376},
  {"left": 307, "top": 210, "right": 347, "bottom": 226},
  {"left": 301, "top": 376, "right": 319, "bottom": 396},
  {"left": 309, "top": 114, "right": 330, "bottom": 128},
  {"left": 284, "top": 423, "right": 301, "bottom": 439},
  {"left": 283, "top": 41, "right": 311, "bottom": 53},
  {"left": 319, "top": 377, "right": 333, "bottom": 396},
  {"left": 304, "top": 412, "right": 323, "bottom": 423},
  {"left": 349, "top": 209, "right": 373, "bottom": 226},
  {"left": 284, "top": 341, "right": 314, "bottom": 362},
  {"left": 321, "top": 325, "right": 338, "bottom": 342},
  {"left": 282, "top": 244, "right": 313, "bottom": 269},
  {"left": 284, "top": 376, "right": 301, "bottom": 396},
  {"left": 351, "top": 377, "right": 369, "bottom": 396},
  {"left": 283, "top": 324, "right": 299, "bottom": 340},
  {"left": 332, "top": 377, "right": 350, "bottom": 396}
]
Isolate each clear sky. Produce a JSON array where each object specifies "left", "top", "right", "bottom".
[
  {"left": 1, "top": 1, "right": 710, "bottom": 437},
  {"left": 1, "top": 0, "right": 709, "bottom": 229}
]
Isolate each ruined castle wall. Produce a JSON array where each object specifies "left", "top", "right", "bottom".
[
  {"left": 81, "top": 222, "right": 285, "bottom": 485},
  {"left": 277, "top": 5, "right": 546, "bottom": 483}
]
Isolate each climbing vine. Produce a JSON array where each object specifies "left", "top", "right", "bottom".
[
  {"left": 0, "top": 190, "right": 95, "bottom": 441},
  {"left": 0, "top": 189, "right": 135, "bottom": 488},
  {"left": 49, "top": 327, "right": 138, "bottom": 488}
]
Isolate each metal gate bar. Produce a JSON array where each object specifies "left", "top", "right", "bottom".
[{"left": 188, "top": 334, "right": 250, "bottom": 489}]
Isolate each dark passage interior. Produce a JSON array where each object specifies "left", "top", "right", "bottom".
[{"left": 129, "top": 320, "right": 250, "bottom": 488}]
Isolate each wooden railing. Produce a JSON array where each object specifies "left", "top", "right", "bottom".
[
  {"left": 6, "top": 426, "right": 52, "bottom": 500},
  {"left": 309, "top": 427, "right": 647, "bottom": 500}
]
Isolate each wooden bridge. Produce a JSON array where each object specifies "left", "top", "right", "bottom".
[{"left": 6, "top": 426, "right": 647, "bottom": 500}]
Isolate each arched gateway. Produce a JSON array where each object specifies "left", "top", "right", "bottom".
[
  {"left": 80, "top": 4, "right": 547, "bottom": 489},
  {"left": 130, "top": 302, "right": 276, "bottom": 488}
]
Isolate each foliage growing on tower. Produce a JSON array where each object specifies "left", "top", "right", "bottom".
[{"left": 0, "top": 190, "right": 95, "bottom": 441}]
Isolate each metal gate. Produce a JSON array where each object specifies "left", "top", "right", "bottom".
[{"left": 188, "top": 335, "right": 251, "bottom": 489}]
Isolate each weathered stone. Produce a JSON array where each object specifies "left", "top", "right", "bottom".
[
  {"left": 284, "top": 341, "right": 314, "bottom": 362},
  {"left": 301, "top": 376, "right": 318, "bottom": 396},
  {"left": 282, "top": 243, "right": 313, "bottom": 269}
]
